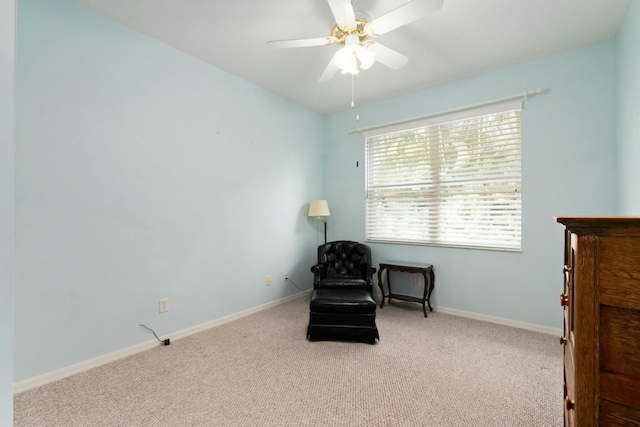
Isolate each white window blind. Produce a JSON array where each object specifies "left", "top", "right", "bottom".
[{"left": 365, "top": 101, "right": 522, "bottom": 251}]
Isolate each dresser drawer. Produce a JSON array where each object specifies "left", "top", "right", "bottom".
[
  {"left": 599, "top": 306, "right": 640, "bottom": 411},
  {"left": 599, "top": 399, "right": 640, "bottom": 426},
  {"left": 597, "top": 236, "right": 640, "bottom": 311}
]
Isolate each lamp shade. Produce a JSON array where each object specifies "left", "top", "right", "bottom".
[{"left": 308, "top": 200, "right": 330, "bottom": 217}]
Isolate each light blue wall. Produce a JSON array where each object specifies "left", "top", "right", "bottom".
[
  {"left": 0, "top": 0, "right": 15, "bottom": 422},
  {"left": 325, "top": 42, "right": 618, "bottom": 329},
  {"left": 15, "top": 0, "right": 325, "bottom": 382},
  {"left": 617, "top": 0, "right": 640, "bottom": 213}
]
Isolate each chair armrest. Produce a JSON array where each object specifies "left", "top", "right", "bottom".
[
  {"left": 311, "top": 264, "right": 327, "bottom": 288},
  {"left": 366, "top": 266, "right": 377, "bottom": 280},
  {"left": 360, "top": 264, "right": 377, "bottom": 283}
]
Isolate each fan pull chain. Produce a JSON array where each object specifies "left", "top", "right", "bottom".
[
  {"left": 356, "top": 73, "right": 360, "bottom": 122},
  {"left": 351, "top": 74, "right": 355, "bottom": 109},
  {"left": 351, "top": 74, "right": 360, "bottom": 122}
]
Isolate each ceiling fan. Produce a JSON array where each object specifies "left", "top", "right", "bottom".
[{"left": 266, "top": 0, "right": 444, "bottom": 83}]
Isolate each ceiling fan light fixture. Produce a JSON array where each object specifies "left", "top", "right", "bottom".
[{"left": 333, "top": 34, "right": 372, "bottom": 75}]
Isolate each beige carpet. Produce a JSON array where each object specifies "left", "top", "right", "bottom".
[{"left": 14, "top": 295, "right": 563, "bottom": 426}]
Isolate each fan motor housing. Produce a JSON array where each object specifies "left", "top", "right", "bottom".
[{"left": 331, "top": 18, "right": 370, "bottom": 45}]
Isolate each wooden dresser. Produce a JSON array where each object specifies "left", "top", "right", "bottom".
[{"left": 557, "top": 217, "right": 640, "bottom": 426}]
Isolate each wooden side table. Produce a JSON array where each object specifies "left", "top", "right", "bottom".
[{"left": 377, "top": 261, "right": 435, "bottom": 317}]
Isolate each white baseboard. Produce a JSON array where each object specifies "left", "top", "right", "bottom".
[
  {"left": 14, "top": 292, "right": 307, "bottom": 394},
  {"left": 433, "top": 305, "right": 563, "bottom": 336},
  {"left": 372, "top": 289, "right": 562, "bottom": 336},
  {"left": 14, "top": 337, "right": 161, "bottom": 395}
]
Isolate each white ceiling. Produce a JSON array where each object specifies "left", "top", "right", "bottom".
[{"left": 72, "top": 0, "right": 632, "bottom": 115}]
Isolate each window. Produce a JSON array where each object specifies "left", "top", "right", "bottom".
[{"left": 365, "top": 102, "right": 522, "bottom": 251}]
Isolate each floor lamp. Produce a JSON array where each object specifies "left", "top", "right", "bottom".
[{"left": 308, "top": 200, "right": 330, "bottom": 244}]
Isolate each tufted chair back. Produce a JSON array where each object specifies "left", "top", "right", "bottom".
[{"left": 312, "top": 241, "right": 375, "bottom": 290}]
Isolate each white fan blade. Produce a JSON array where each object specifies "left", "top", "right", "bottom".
[
  {"left": 368, "top": 0, "right": 443, "bottom": 36},
  {"left": 368, "top": 43, "right": 409, "bottom": 70},
  {"left": 318, "top": 58, "right": 339, "bottom": 83},
  {"left": 267, "top": 37, "right": 336, "bottom": 49},
  {"left": 327, "top": 0, "right": 356, "bottom": 29}
]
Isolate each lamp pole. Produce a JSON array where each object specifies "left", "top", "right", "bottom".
[{"left": 323, "top": 219, "right": 327, "bottom": 244}]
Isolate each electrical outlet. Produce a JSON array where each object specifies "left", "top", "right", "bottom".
[
  {"left": 159, "top": 298, "right": 169, "bottom": 313},
  {"left": 413, "top": 276, "right": 420, "bottom": 287},
  {"left": 284, "top": 272, "right": 289, "bottom": 282},
  {"left": 266, "top": 275, "right": 272, "bottom": 286}
]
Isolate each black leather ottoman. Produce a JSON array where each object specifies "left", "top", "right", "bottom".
[{"left": 307, "top": 288, "right": 379, "bottom": 344}]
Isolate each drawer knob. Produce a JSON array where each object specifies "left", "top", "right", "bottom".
[
  {"left": 560, "top": 293, "right": 569, "bottom": 307},
  {"left": 559, "top": 336, "right": 568, "bottom": 345},
  {"left": 565, "top": 396, "right": 575, "bottom": 411}
]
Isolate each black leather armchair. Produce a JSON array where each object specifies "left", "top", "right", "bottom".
[{"left": 307, "top": 241, "right": 379, "bottom": 344}]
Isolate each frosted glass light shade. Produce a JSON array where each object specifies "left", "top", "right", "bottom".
[
  {"left": 308, "top": 200, "right": 330, "bottom": 217},
  {"left": 333, "top": 47, "right": 353, "bottom": 70},
  {"left": 355, "top": 45, "right": 375, "bottom": 70}
]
